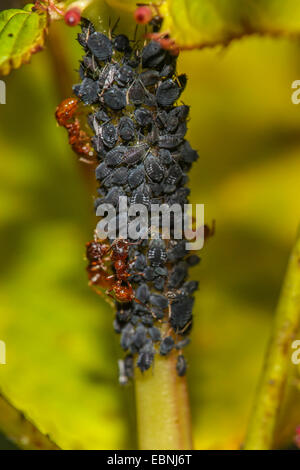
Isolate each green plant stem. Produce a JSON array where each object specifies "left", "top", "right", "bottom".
[
  {"left": 0, "top": 393, "right": 60, "bottom": 450},
  {"left": 134, "top": 350, "right": 193, "bottom": 450},
  {"left": 244, "top": 229, "right": 300, "bottom": 450}
]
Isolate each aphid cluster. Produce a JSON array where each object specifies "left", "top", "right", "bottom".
[{"left": 73, "top": 19, "right": 200, "bottom": 383}]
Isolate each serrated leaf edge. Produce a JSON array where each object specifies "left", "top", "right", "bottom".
[{"left": 0, "top": 8, "right": 48, "bottom": 76}]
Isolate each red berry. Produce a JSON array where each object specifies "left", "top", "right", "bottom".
[
  {"left": 64, "top": 7, "right": 81, "bottom": 27},
  {"left": 134, "top": 6, "right": 152, "bottom": 24}
]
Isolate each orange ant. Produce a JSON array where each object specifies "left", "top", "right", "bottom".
[
  {"left": 86, "top": 235, "right": 116, "bottom": 306},
  {"left": 55, "top": 97, "right": 95, "bottom": 164},
  {"left": 86, "top": 235, "right": 143, "bottom": 305},
  {"left": 55, "top": 97, "right": 78, "bottom": 125},
  {"left": 86, "top": 234, "right": 111, "bottom": 271}
]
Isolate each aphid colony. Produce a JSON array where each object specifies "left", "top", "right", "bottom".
[{"left": 70, "top": 19, "right": 200, "bottom": 383}]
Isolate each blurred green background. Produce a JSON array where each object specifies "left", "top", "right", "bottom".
[{"left": 1, "top": 0, "right": 300, "bottom": 450}]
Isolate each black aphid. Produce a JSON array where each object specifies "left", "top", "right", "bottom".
[
  {"left": 116, "top": 65, "right": 135, "bottom": 86},
  {"left": 170, "top": 295, "right": 194, "bottom": 333},
  {"left": 110, "top": 166, "right": 128, "bottom": 186},
  {"left": 146, "top": 124, "right": 159, "bottom": 146},
  {"left": 120, "top": 323, "right": 135, "bottom": 350},
  {"left": 159, "top": 149, "right": 173, "bottom": 165},
  {"left": 177, "top": 74, "right": 187, "bottom": 90},
  {"left": 104, "top": 187, "right": 126, "bottom": 206},
  {"left": 95, "top": 109, "right": 109, "bottom": 123},
  {"left": 149, "top": 294, "right": 168, "bottom": 310},
  {"left": 160, "top": 63, "right": 174, "bottom": 78},
  {"left": 131, "top": 325, "right": 148, "bottom": 351},
  {"left": 101, "top": 122, "right": 118, "bottom": 148},
  {"left": 165, "top": 114, "right": 179, "bottom": 133},
  {"left": 180, "top": 141, "right": 199, "bottom": 163},
  {"left": 73, "top": 77, "right": 99, "bottom": 105},
  {"left": 176, "top": 122, "right": 187, "bottom": 139},
  {"left": 156, "top": 79, "right": 181, "bottom": 107},
  {"left": 140, "top": 70, "right": 160, "bottom": 86},
  {"left": 166, "top": 187, "right": 190, "bottom": 206},
  {"left": 160, "top": 336, "right": 175, "bottom": 355},
  {"left": 141, "top": 314, "right": 154, "bottom": 327},
  {"left": 181, "top": 280, "right": 199, "bottom": 295},
  {"left": 77, "top": 18, "right": 95, "bottom": 49},
  {"left": 137, "top": 351, "right": 153, "bottom": 372},
  {"left": 153, "top": 276, "right": 165, "bottom": 291},
  {"left": 116, "top": 305, "right": 133, "bottom": 323},
  {"left": 128, "top": 80, "right": 145, "bottom": 105},
  {"left": 144, "top": 154, "right": 164, "bottom": 182},
  {"left": 167, "top": 240, "right": 187, "bottom": 262},
  {"left": 176, "top": 355, "right": 187, "bottom": 376},
  {"left": 134, "top": 254, "right": 147, "bottom": 271},
  {"left": 123, "top": 144, "right": 148, "bottom": 166},
  {"left": 136, "top": 283, "right": 150, "bottom": 304},
  {"left": 149, "top": 327, "right": 161, "bottom": 342},
  {"left": 142, "top": 41, "right": 166, "bottom": 68},
  {"left": 105, "top": 146, "right": 126, "bottom": 167},
  {"left": 156, "top": 110, "right": 168, "bottom": 128},
  {"left": 147, "top": 239, "right": 167, "bottom": 266},
  {"left": 130, "top": 189, "right": 150, "bottom": 208},
  {"left": 165, "top": 163, "right": 183, "bottom": 186},
  {"left": 134, "top": 107, "right": 153, "bottom": 127},
  {"left": 113, "top": 34, "right": 130, "bottom": 52},
  {"left": 168, "top": 262, "right": 188, "bottom": 289},
  {"left": 118, "top": 116, "right": 135, "bottom": 141},
  {"left": 186, "top": 254, "right": 200, "bottom": 266},
  {"left": 103, "top": 86, "right": 126, "bottom": 110},
  {"left": 143, "top": 92, "right": 157, "bottom": 107},
  {"left": 158, "top": 134, "right": 184, "bottom": 149},
  {"left": 87, "top": 32, "right": 113, "bottom": 61},
  {"left": 170, "top": 105, "right": 190, "bottom": 121},
  {"left": 95, "top": 161, "right": 111, "bottom": 180},
  {"left": 128, "top": 166, "right": 145, "bottom": 189}
]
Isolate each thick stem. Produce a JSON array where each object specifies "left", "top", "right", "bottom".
[
  {"left": 0, "top": 393, "right": 60, "bottom": 450},
  {"left": 244, "top": 229, "right": 300, "bottom": 450},
  {"left": 134, "top": 351, "right": 193, "bottom": 450}
]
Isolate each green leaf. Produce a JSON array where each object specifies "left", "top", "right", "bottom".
[
  {"left": 159, "top": 0, "right": 300, "bottom": 48},
  {"left": 0, "top": 4, "right": 47, "bottom": 76},
  {"left": 0, "top": 393, "right": 60, "bottom": 450}
]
